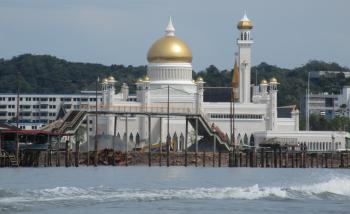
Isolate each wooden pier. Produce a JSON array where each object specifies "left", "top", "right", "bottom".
[{"left": 2, "top": 146, "right": 350, "bottom": 168}]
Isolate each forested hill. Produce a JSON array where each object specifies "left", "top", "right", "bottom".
[
  {"left": 0, "top": 54, "right": 146, "bottom": 94},
  {"left": 0, "top": 54, "right": 349, "bottom": 107}
]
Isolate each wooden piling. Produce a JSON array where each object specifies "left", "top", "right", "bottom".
[
  {"left": 278, "top": 147, "right": 282, "bottom": 168},
  {"left": 218, "top": 151, "right": 221, "bottom": 167},
  {"left": 245, "top": 150, "right": 249, "bottom": 167},
  {"left": 239, "top": 152, "right": 242, "bottom": 167},
  {"left": 330, "top": 153, "right": 333, "bottom": 168},
  {"left": 56, "top": 151, "right": 60, "bottom": 167},
  {"left": 260, "top": 148, "right": 264, "bottom": 167},
  {"left": 75, "top": 141, "right": 80, "bottom": 167},
  {"left": 273, "top": 148, "right": 277, "bottom": 168},
  {"left": 340, "top": 153, "right": 344, "bottom": 168},
  {"left": 203, "top": 151, "right": 206, "bottom": 167},
  {"left": 65, "top": 140, "right": 69, "bottom": 167},
  {"left": 250, "top": 149, "right": 254, "bottom": 167},
  {"left": 166, "top": 134, "right": 171, "bottom": 167}
]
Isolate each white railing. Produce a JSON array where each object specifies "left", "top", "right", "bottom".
[{"left": 85, "top": 104, "right": 196, "bottom": 115}]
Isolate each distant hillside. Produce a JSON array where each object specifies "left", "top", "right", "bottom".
[
  {"left": 0, "top": 54, "right": 147, "bottom": 94},
  {"left": 0, "top": 54, "right": 349, "bottom": 109}
]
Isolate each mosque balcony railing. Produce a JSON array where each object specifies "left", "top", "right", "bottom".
[{"left": 84, "top": 104, "right": 195, "bottom": 115}]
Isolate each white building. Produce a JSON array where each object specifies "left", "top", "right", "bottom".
[
  {"left": 1, "top": 15, "right": 349, "bottom": 151},
  {"left": 0, "top": 91, "right": 101, "bottom": 130},
  {"left": 91, "top": 15, "right": 349, "bottom": 151}
]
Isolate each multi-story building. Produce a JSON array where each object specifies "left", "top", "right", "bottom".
[
  {"left": 0, "top": 91, "right": 102, "bottom": 129},
  {"left": 301, "top": 93, "right": 339, "bottom": 119}
]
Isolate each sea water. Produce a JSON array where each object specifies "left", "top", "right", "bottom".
[{"left": 0, "top": 167, "right": 350, "bottom": 214}]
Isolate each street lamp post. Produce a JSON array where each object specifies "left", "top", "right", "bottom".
[
  {"left": 167, "top": 85, "right": 170, "bottom": 167},
  {"left": 16, "top": 71, "right": 20, "bottom": 164},
  {"left": 94, "top": 76, "right": 99, "bottom": 167}
]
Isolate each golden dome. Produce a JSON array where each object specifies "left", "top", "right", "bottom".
[
  {"left": 136, "top": 78, "right": 143, "bottom": 84},
  {"left": 196, "top": 76, "right": 204, "bottom": 82},
  {"left": 102, "top": 78, "right": 108, "bottom": 84},
  {"left": 237, "top": 13, "right": 253, "bottom": 30},
  {"left": 108, "top": 76, "right": 116, "bottom": 81},
  {"left": 260, "top": 79, "right": 268, "bottom": 85},
  {"left": 147, "top": 36, "right": 192, "bottom": 63},
  {"left": 270, "top": 77, "right": 278, "bottom": 84},
  {"left": 147, "top": 18, "right": 192, "bottom": 63},
  {"left": 143, "top": 76, "right": 150, "bottom": 82}
]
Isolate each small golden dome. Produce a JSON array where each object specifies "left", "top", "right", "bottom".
[
  {"left": 108, "top": 76, "right": 115, "bottom": 81},
  {"left": 102, "top": 78, "right": 108, "bottom": 84},
  {"left": 260, "top": 79, "right": 268, "bottom": 85},
  {"left": 270, "top": 77, "right": 278, "bottom": 84},
  {"left": 196, "top": 76, "right": 204, "bottom": 82},
  {"left": 136, "top": 78, "right": 143, "bottom": 84},
  {"left": 237, "top": 13, "right": 253, "bottom": 30},
  {"left": 143, "top": 76, "right": 150, "bottom": 82},
  {"left": 147, "top": 36, "right": 192, "bottom": 63}
]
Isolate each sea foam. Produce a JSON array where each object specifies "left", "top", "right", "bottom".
[{"left": 1, "top": 176, "right": 350, "bottom": 205}]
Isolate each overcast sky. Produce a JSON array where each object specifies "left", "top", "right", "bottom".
[{"left": 0, "top": 0, "right": 349, "bottom": 71}]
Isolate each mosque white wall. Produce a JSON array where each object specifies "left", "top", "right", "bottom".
[
  {"left": 276, "top": 118, "right": 295, "bottom": 131},
  {"left": 254, "top": 131, "right": 349, "bottom": 151}
]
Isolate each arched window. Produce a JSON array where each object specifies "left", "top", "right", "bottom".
[
  {"left": 129, "top": 133, "right": 134, "bottom": 143},
  {"left": 172, "top": 132, "right": 178, "bottom": 151},
  {"left": 244, "top": 32, "right": 247, "bottom": 40},
  {"left": 237, "top": 134, "right": 241, "bottom": 146},
  {"left": 244, "top": 134, "right": 248, "bottom": 146},
  {"left": 179, "top": 133, "right": 185, "bottom": 151},
  {"left": 249, "top": 134, "right": 255, "bottom": 147},
  {"left": 135, "top": 133, "right": 140, "bottom": 146}
]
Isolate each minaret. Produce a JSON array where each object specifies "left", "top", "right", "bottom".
[
  {"left": 195, "top": 76, "right": 204, "bottom": 113},
  {"left": 237, "top": 13, "right": 253, "bottom": 103},
  {"left": 269, "top": 77, "right": 279, "bottom": 130}
]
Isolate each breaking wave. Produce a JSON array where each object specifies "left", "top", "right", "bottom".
[{"left": 1, "top": 176, "right": 350, "bottom": 211}]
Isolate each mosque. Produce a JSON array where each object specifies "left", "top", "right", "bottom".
[
  {"left": 1, "top": 14, "right": 347, "bottom": 152},
  {"left": 92, "top": 14, "right": 349, "bottom": 151}
]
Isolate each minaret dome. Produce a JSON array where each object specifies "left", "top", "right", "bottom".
[{"left": 237, "top": 13, "right": 253, "bottom": 30}]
